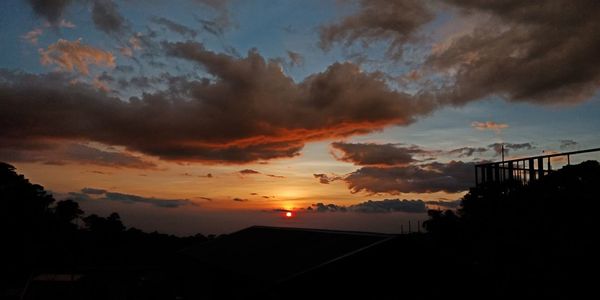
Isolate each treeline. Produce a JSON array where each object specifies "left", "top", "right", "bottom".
[
  {"left": 422, "top": 160, "right": 599, "bottom": 297},
  {"left": 0, "top": 162, "right": 208, "bottom": 294}
]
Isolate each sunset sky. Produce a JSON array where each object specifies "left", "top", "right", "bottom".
[{"left": 2, "top": 0, "right": 600, "bottom": 235}]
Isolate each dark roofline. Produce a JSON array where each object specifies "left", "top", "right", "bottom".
[{"left": 242, "top": 225, "right": 394, "bottom": 238}]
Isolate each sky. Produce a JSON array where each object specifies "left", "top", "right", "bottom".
[{"left": 1, "top": 0, "right": 600, "bottom": 235}]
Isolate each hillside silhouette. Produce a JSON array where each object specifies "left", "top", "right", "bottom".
[{"left": 1, "top": 160, "right": 598, "bottom": 299}]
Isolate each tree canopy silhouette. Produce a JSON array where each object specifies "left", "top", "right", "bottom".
[
  {"left": 423, "top": 160, "right": 599, "bottom": 297},
  {"left": 0, "top": 162, "right": 207, "bottom": 298}
]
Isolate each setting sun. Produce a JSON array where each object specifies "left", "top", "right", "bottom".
[{"left": 285, "top": 211, "right": 293, "bottom": 218}]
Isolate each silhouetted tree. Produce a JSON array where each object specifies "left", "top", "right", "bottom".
[
  {"left": 424, "top": 160, "right": 600, "bottom": 297},
  {"left": 1, "top": 162, "right": 208, "bottom": 298}
]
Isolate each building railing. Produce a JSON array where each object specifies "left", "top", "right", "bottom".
[{"left": 475, "top": 147, "right": 600, "bottom": 187}]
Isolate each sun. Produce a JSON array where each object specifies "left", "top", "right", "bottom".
[{"left": 285, "top": 211, "right": 293, "bottom": 218}]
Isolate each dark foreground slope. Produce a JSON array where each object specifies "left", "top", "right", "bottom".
[{"left": 1, "top": 161, "right": 598, "bottom": 299}]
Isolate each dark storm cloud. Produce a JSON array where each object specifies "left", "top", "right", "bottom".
[
  {"left": 91, "top": 0, "right": 127, "bottom": 34},
  {"left": 323, "top": 0, "right": 600, "bottom": 104},
  {"left": 448, "top": 147, "right": 487, "bottom": 157},
  {"left": 344, "top": 161, "right": 475, "bottom": 194},
  {"left": 428, "top": 0, "right": 600, "bottom": 104},
  {"left": 331, "top": 142, "right": 427, "bottom": 166},
  {"left": 26, "top": 0, "right": 73, "bottom": 24},
  {"left": 319, "top": 0, "right": 434, "bottom": 59},
  {"left": 488, "top": 142, "right": 534, "bottom": 156},
  {"left": 308, "top": 199, "right": 427, "bottom": 213},
  {"left": 151, "top": 17, "right": 198, "bottom": 38},
  {"left": 0, "top": 38, "right": 440, "bottom": 164}
]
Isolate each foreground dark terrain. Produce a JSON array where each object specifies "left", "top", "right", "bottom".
[{"left": 1, "top": 161, "right": 598, "bottom": 299}]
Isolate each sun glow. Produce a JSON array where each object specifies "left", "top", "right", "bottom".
[{"left": 285, "top": 211, "right": 293, "bottom": 218}]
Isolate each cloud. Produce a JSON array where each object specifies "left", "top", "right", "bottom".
[
  {"left": 232, "top": 197, "right": 248, "bottom": 202},
  {"left": 193, "top": 0, "right": 232, "bottom": 38},
  {"left": 26, "top": 0, "right": 73, "bottom": 25},
  {"left": 39, "top": 39, "right": 116, "bottom": 75},
  {"left": 427, "top": 0, "right": 600, "bottom": 104},
  {"left": 0, "top": 141, "right": 156, "bottom": 169},
  {"left": 319, "top": 0, "right": 434, "bottom": 59},
  {"left": 21, "top": 28, "right": 43, "bottom": 44},
  {"left": 316, "top": 142, "right": 485, "bottom": 193},
  {"left": 331, "top": 142, "right": 427, "bottom": 166},
  {"left": 313, "top": 173, "right": 343, "bottom": 184},
  {"left": 310, "top": 203, "right": 348, "bottom": 212},
  {"left": 424, "top": 200, "right": 461, "bottom": 209},
  {"left": 471, "top": 121, "right": 508, "bottom": 133},
  {"left": 73, "top": 188, "right": 193, "bottom": 208},
  {"left": 81, "top": 187, "right": 107, "bottom": 195},
  {"left": 57, "top": 19, "right": 76, "bottom": 28},
  {"left": 350, "top": 199, "right": 427, "bottom": 213},
  {"left": 307, "top": 199, "right": 428, "bottom": 213},
  {"left": 324, "top": 1, "right": 600, "bottom": 104},
  {"left": 151, "top": 17, "right": 197, "bottom": 38},
  {"left": 266, "top": 174, "right": 285, "bottom": 179},
  {"left": 344, "top": 161, "right": 476, "bottom": 194},
  {"left": 239, "top": 169, "right": 260, "bottom": 175},
  {"left": 488, "top": 142, "right": 534, "bottom": 156},
  {"left": 239, "top": 169, "right": 285, "bottom": 178},
  {"left": 0, "top": 40, "right": 438, "bottom": 164},
  {"left": 91, "top": 0, "right": 127, "bottom": 34},
  {"left": 66, "top": 192, "right": 91, "bottom": 202},
  {"left": 104, "top": 192, "right": 192, "bottom": 208},
  {"left": 448, "top": 147, "right": 488, "bottom": 157},
  {"left": 560, "top": 140, "right": 578, "bottom": 150},
  {"left": 286, "top": 50, "right": 304, "bottom": 67}
]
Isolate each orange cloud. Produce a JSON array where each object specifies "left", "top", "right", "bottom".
[
  {"left": 39, "top": 39, "right": 116, "bottom": 75},
  {"left": 471, "top": 121, "right": 509, "bottom": 133}
]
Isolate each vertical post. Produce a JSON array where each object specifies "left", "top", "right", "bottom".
[
  {"left": 547, "top": 157, "right": 552, "bottom": 171},
  {"left": 529, "top": 158, "right": 535, "bottom": 181},
  {"left": 494, "top": 163, "right": 500, "bottom": 183},
  {"left": 475, "top": 166, "right": 479, "bottom": 186},
  {"left": 508, "top": 161, "right": 514, "bottom": 181},
  {"left": 501, "top": 144, "right": 505, "bottom": 162},
  {"left": 567, "top": 154, "right": 570, "bottom": 165},
  {"left": 538, "top": 157, "right": 544, "bottom": 178},
  {"left": 408, "top": 220, "right": 412, "bottom": 233}
]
